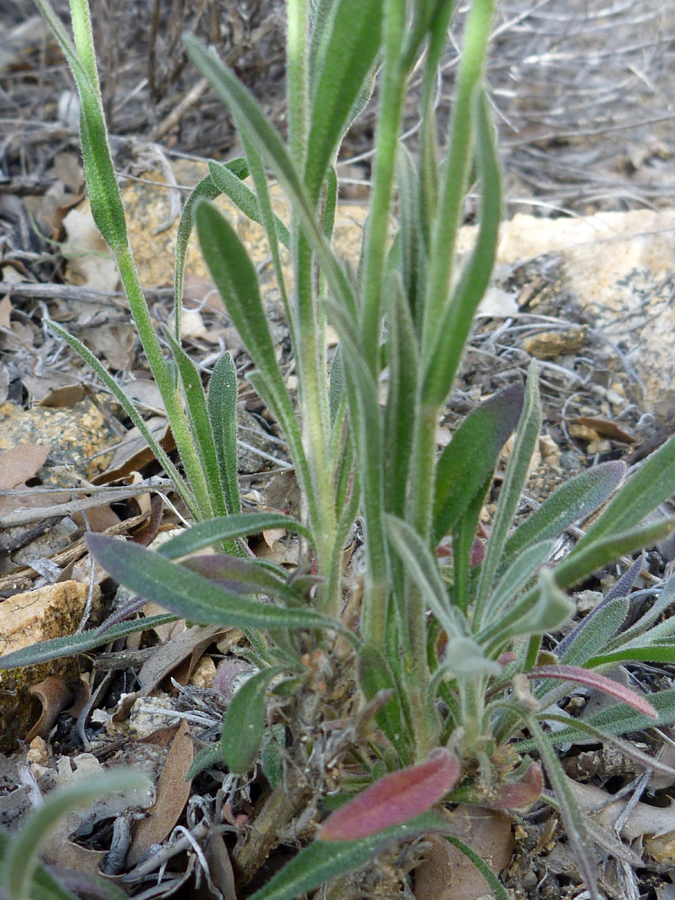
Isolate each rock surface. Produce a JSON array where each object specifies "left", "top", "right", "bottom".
[
  {"left": 461, "top": 208, "right": 675, "bottom": 414},
  {"left": 0, "top": 581, "right": 92, "bottom": 752}
]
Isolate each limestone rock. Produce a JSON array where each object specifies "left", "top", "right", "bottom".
[
  {"left": 459, "top": 208, "right": 675, "bottom": 414},
  {"left": 0, "top": 581, "right": 93, "bottom": 751}
]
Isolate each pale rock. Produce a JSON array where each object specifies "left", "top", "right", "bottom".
[{"left": 458, "top": 208, "right": 675, "bottom": 413}]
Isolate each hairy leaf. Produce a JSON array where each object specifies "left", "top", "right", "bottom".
[
  {"left": 319, "top": 748, "right": 459, "bottom": 840},
  {"left": 501, "top": 461, "right": 625, "bottom": 569},
  {"left": 207, "top": 351, "right": 241, "bottom": 515},
  {"left": 433, "top": 383, "right": 524, "bottom": 544},
  {"left": 247, "top": 812, "right": 450, "bottom": 900},
  {"left": 0, "top": 613, "right": 176, "bottom": 671},
  {"left": 527, "top": 665, "right": 657, "bottom": 719},
  {"left": 158, "top": 513, "right": 313, "bottom": 559},
  {"left": 221, "top": 666, "right": 287, "bottom": 774},
  {"left": 87, "top": 534, "right": 344, "bottom": 634},
  {"left": 304, "top": 0, "right": 383, "bottom": 203}
]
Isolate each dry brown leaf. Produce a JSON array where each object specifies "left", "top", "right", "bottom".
[
  {"left": 93, "top": 418, "right": 175, "bottom": 486},
  {"left": 0, "top": 443, "right": 50, "bottom": 491},
  {"left": 415, "top": 806, "right": 515, "bottom": 900},
  {"left": 25, "top": 675, "right": 75, "bottom": 742},
  {"left": 38, "top": 384, "right": 87, "bottom": 408},
  {"left": 80, "top": 322, "right": 136, "bottom": 372},
  {"left": 0, "top": 295, "right": 13, "bottom": 330},
  {"left": 572, "top": 416, "right": 636, "bottom": 444},
  {"left": 565, "top": 774, "right": 675, "bottom": 860},
  {"left": 62, "top": 208, "right": 119, "bottom": 294},
  {"left": 204, "top": 832, "right": 238, "bottom": 900},
  {"left": 262, "top": 526, "right": 286, "bottom": 549},
  {"left": 126, "top": 718, "right": 194, "bottom": 866},
  {"left": 138, "top": 624, "right": 225, "bottom": 695}
]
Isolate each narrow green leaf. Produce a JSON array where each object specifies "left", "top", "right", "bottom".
[
  {"left": 195, "top": 202, "right": 312, "bottom": 515},
  {"left": 385, "top": 515, "right": 465, "bottom": 641},
  {"left": 183, "top": 35, "right": 358, "bottom": 321},
  {"left": 6, "top": 768, "right": 151, "bottom": 900},
  {"left": 207, "top": 352, "right": 241, "bottom": 515},
  {"left": 159, "top": 513, "right": 312, "bottom": 560},
  {"left": 164, "top": 329, "right": 226, "bottom": 519},
  {"left": 0, "top": 832, "right": 79, "bottom": 900},
  {"left": 0, "top": 613, "right": 176, "bottom": 671},
  {"left": 396, "top": 145, "right": 423, "bottom": 327},
  {"left": 443, "top": 834, "right": 510, "bottom": 900},
  {"left": 329, "top": 343, "right": 345, "bottom": 425},
  {"left": 237, "top": 131, "right": 293, "bottom": 333},
  {"left": 523, "top": 687, "right": 675, "bottom": 749},
  {"left": 526, "top": 718, "right": 600, "bottom": 900},
  {"left": 528, "top": 711, "right": 675, "bottom": 780},
  {"left": 475, "top": 362, "right": 541, "bottom": 626},
  {"left": 433, "top": 384, "right": 524, "bottom": 544},
  {"left": 45, "top": 318, "right": 197, "bottom": 516},
  {"left": 479, "top": 518, "right": 675, "bottom": 647},
  {"left": 384, "top": 276, "right": 419, "bottom": 518},
  {"left": 501, "top": 460, "right": 626, "bottom": 570},
  {"left": 327, "top": 301, "right": 389, "bottom": 643},
  {"left": 247, "top": 812, "right": 450, "bottom": 900},
  {"left": 358, "top": 644, "right": 412, "bottom": 765},
  {"left": 304, "top": 0, "right": 383, "bottom": 203},
  {"left": 322, "top": 165, "right": 338, "bottom": 239},
  {"left": 557, "top": 598, "right": 628, "bottom": 667},
  {"left": 207, "top": 159, "right": 290, "bottom": 248},
  {"left": 577, "top": 431, "right": 675, "bottom": 550},
  {"left": 604, "top": 569, "right": 675, "bottom": 652},
  {"left": 555, "top": 517, "right": 675, "bottom": 590},
  {"left": 421, "top": 89, "right": 501, "bottom": 407},
  {"left": 243, "top": 370, "right": 314, "bottom": 527},
  {"left": 186, "top": 743, "right": 224, "bottom": 781},
  {"left": 221, "top": 666, "right": 286, "bottom": 774},
  {"left": 489, "top": 567, "right": 574, "bottom": 647},
  {"left": 87, "top": 534, "right": 344, "bottom": 634},
  {"left": 309, "top": 0, "right": 338, "bottom": 89},
  {"left": 35, "top": 0, "right": 127, "bottom": 252},
  {"left": 181, "top": 555, "right": 310, "bottom": 607},
  {"left": 587, "top": 643, "right": 675, "bottom": 668},
  {"left": 173, "top": 158, "right": 248, "bottom": 334},
  {"left": 486, "top": 540, "right": 556, "bottom": 624},
  {"left": 195, "top": 202, "right": 286, "bottom": 395},
  {"left": 261, "top": 726, "right": 286, "bottom": 789},
  {"left": 452, "top": 475, "right": 490, "bottom": 613}
]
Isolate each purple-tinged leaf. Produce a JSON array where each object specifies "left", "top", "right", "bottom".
[
  {"left": 433, "top": 384, "right": 524, "bottom": 544},
  {"left": 485, "top": 762, "right": 543, "bottom": 810},
  {"left": 556, "top": 555, "right": 641, "bottom": 660},
  {"left": 181, "top": 554, "right": 308, "bottom": 605},
  {"left": 319, "top": 748, "right": 460, "bottom": 841},
  {"left": 527, "top": 665, "right": 657, "bottom": 719}
]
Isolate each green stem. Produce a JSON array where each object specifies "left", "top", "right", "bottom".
[
  {"left": 287, "top": 0, "right": 336, "bottom": 608},
  {"left": 116, "top": 249, "right": 214, "bottom": 519},
  {"left": 359, "top": 0, "right": 406, "bottom": 375},
  {"left": 421, "top": 0, "right": 497, "bottom": 362},
  {"left": 287, "top": 0, "right": 309, "bottom": 167}
]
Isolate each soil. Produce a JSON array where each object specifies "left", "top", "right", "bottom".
[{"left": 2, "top": 2, "right": 675, "bottom": 899}]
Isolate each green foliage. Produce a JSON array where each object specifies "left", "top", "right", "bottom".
[{"left": 15, "top": 2, "right": 675, "bottom": 899}]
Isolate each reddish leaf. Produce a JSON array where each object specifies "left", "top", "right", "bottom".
[
  {"left": 319, "top": 748, "right": 460, "bottom": 842},
  {"left": 487, "top": 762, "right": 543, "bottom": 810},
  {"left": 527, "top": 664, "right": 657, "bottom": 719}
]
